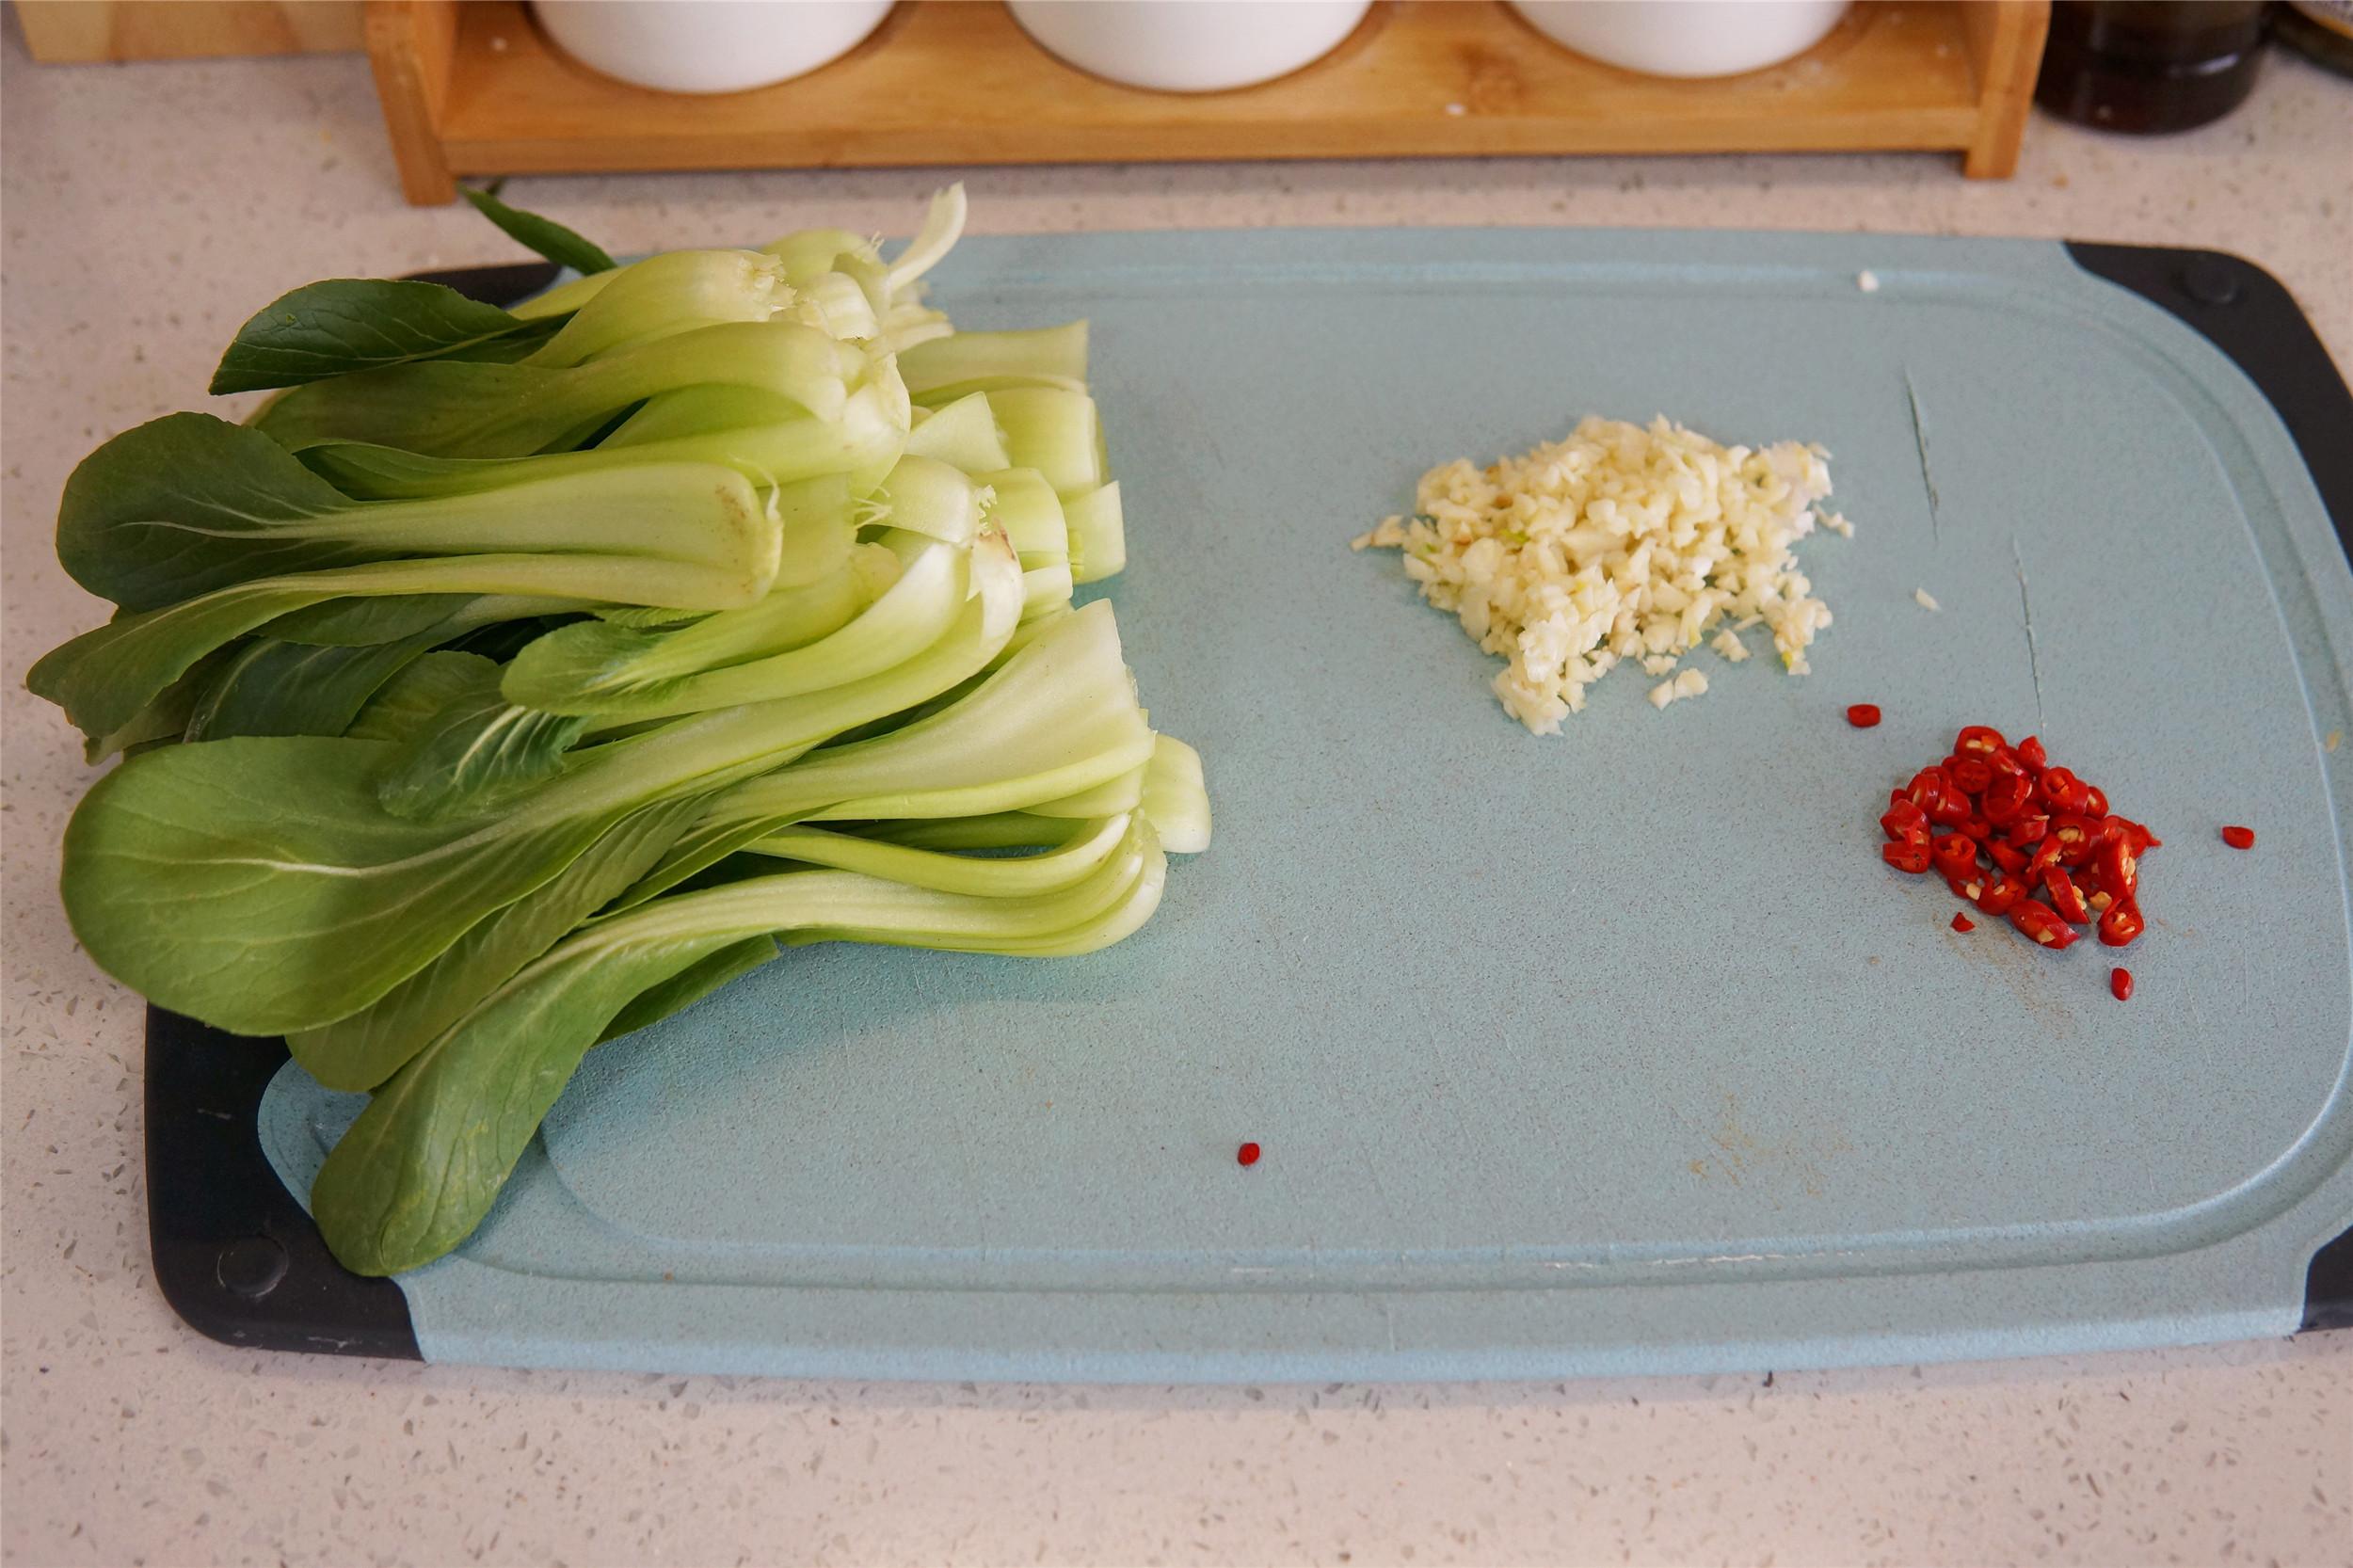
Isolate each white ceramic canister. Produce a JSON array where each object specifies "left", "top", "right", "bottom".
[
  {"left": 1508, "top": 0, "right": 1850, "bottom": 79},
  {"left": 1007, "top": 0, "right": 1374, "bottom": 93},
  {"left": 533, "top": 0, "right": 896, "bottom": 94}
]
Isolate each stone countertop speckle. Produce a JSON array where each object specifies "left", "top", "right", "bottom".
[{"left": 5, "top": 16, "right": 2350, "bottom": 1567}]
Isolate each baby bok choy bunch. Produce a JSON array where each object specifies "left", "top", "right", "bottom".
[{"left": 28, "top": 186, "right": 1209, "bottom": 1275}]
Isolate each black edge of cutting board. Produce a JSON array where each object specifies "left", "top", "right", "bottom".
[
  {"left": 2059, "top": 243, "right": 2353, "bottom": 1333},
  {"left": 146, "top": 248, "right": 2353, "bottom": 1359}
]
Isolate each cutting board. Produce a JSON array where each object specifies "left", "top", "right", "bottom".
[{"left": 149, "top": 229, "right": 2353, "bottom": 1379}]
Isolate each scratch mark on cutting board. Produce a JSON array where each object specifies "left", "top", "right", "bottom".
[
  {"left": 1906, "top": 367, "right": 1941, "bottom": 543},
  {"left": 2011, "top": 532, "right": 2046, "bottom": 729}
]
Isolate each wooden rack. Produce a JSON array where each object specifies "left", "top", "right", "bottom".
[{"left": 365, "top": 0, "right": 2050, "bottom": 206}]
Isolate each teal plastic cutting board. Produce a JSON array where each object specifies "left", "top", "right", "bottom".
[{"left": 259, "top": 228, "right": 2353, "bottom": 1380}]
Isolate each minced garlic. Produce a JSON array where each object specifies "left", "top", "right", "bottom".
[{"left": 1351, "top": 416, "right": 1842, "bottom": 735}]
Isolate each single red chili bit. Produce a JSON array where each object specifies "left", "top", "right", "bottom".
[
  {"left": 2098, "top": 898, "right": 2145, "bottom": 947},
  {"left": 1951, "top": 912, "right": 1977, "bottom": 933},
  {"left": 1882, "top": 840, "right": 1933, "bottom": 874},
  {"left": 1982, "top": 771, "right": 2033, "bottom": 824},
  {"left": 1950, "top": 757, "right": 1993, "bottom": 796},
  {"left": 2096, "top": 837, "right": 2139, "bottom": 901},
  {"left": 1976, "top": 873, "right": 2026, "bottom": 917},
  {"left": 2044, "top": 867, "right": 2091, "bottom": 924},
  {"left": 1955, "top": 725, "right": 2005, "bottom": 759},
  {"left": 2009, "top": 899, "right": 2080, "bottom": 949},
  {"left": 2038, "top": 766, "right": 2090, "bottom": 814},
  {"left": 1236, "top": 1142, "right": 1262, "bottom": 1167},
  {"left": 1847, "top": 704, "right": 1882, "bottom": 728},
  {"left": 2220, "top": 824, "right": 2255, "bottom": 850},
  {"left": 1881, "top": 799, "right": 1929, "bottom": 840},
  {"left": 2015, "top": 735, "right": 2049, "bottom": 771},
  {"left": 2110, "top": 968, "right": 2134, "bottom": 1001}
]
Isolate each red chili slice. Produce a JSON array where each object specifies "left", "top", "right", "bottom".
[
  {"left": 1881, "top": 799, "right": 1929, "bottom": 840},
  {"left": 1955, "top": 725, "right": 2005, "bottom": 759},
  {"left": 2098, "top": 898, "right": 2145, "bottom": 947},
  {"left": 2110, "top": 967, "right": 2133, "bottom": 1001},
  {"left": 2085, "top": 783, "right": 2110, "bottom": 817},
  {"left": 1846, "top": 704, "right": 1882, "bottom": 728},
  {"left": 1237, "top": 1142, "right": 1262, "bottom": 1167},
  {"left": 2007, "top": 814, "right": 2050, "bottom": 847},
  {"left": 2050, "top": 815, "right": 2104, "bottom": 868},
  {"left": 2014, "top": 735, "right": 2048, "bottom": 771},
  {"left": 1976, "top": 874, "right": 2026, "bottom": 917},
  {"left": 1882, "top": 840, "right": 1932, "bottom": 873},
  {"left": 2221, "top": 824, "right": 2255, "bottom": 850},
  {"left": 1932, "top": 832, "right": 1979, "bottom": 873},
  {"left": 2096, "top": 838, "right": 2139, "bottom": 901},
  {"left": 2044, "top": 867, "right": 2090, "bottom": 924},
  {"left": 2026, "top": 836, "right": 2066, "bottom": 878},
  {"left": 2009, "top": 900, "right": 2080, "bottom": 949},
  {"left": 1987, "top": 840, "right": 2028, "bottom": 875},
  {"left": 1982, "top": 771, "right": 2033, "bottom": 824},
  {"left": 2038, "top": 766, "right": 2090, "bottom": 814},
  {"left": 1950, "top": 758, "right": 1994, "bottom": 796},
  {"left": 1951, "top": 912, "right": 1977, "bottom": 933},
  {"left": 1906, "top": 768, "right": 1949, "bottom": 813},
  {"left": 1961, "top": 815, "right": 1993, "bottom": 841}
]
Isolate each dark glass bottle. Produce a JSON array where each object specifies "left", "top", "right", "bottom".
[{"left": 2035, "top": 1, "right": 2270, "bottom": 133}]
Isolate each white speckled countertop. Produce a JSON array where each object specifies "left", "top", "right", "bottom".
[{"left": 5, "top": 13, "right": 2351, "bottom": 1565}]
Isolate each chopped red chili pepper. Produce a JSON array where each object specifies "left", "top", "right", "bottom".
[
  {"left": 1982, "top": 771, "right": 2033, "bottom": 824},
  {"left": 2220, "top": 824, "right": 2255, "bottom": 850},
  {"left": 2043, "top": 867, "right": 2090, "bottom": 924},
  {"left": 2009, "top": 900, "right": 2080, "bottom": 949},
  {"left": 1236, "top": 1142, "right": 1262, "bottom": 1167},
  {"left": 2026, "top": 836, "right": 2066, "bottom": 878},
  {"left": 2038, "top": 766, "right": 2090, "bottom": 814},
  {"left": 1932, "top": 833, "right": 1979, "bottom": 874},
  {"left": 2096, "top": 838, "right": 2138, "bottom": 902},
  {"left": 1846, "top": 704, "right": 1882, "bottom": 728},
  {"left": 2051, "top": 815, "right": 2100, "bottom": 868},
  {"left": 1949, "top": 757, "right": 1993, "bottom": 795},
  {"left": 2109, "top": 968, "right": 2133, "bottom": 1001},
  {"left": 2098, "top": 898, "right": 2145, "bottom": 948},
  {"left": 1870, "top": 726, "right": 2153, "bottom": 975},
  {"left": 1976, "top": 874, "right": 2026, "bottom": 917}
]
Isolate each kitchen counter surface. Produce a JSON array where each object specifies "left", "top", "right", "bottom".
[{"left": 5, "top": 14, "right": 2350, "bottom": 1565}]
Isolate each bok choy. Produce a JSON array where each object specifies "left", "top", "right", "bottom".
[{"left": 30, "top": 186, "right": 1209, "bottom": 1274}]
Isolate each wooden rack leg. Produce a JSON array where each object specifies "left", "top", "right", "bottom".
[
  {"left": 1961, "top": 0, "right": 2052, "bottom": 179},
  {"left": 365, "top": 0, "right": 460, "bottom": 204}
]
